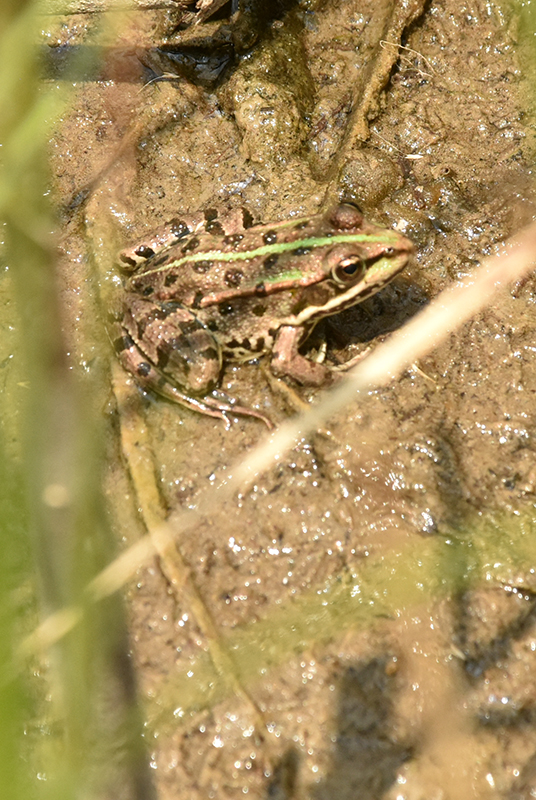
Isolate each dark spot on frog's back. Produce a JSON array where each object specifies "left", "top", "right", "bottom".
[
  {"left": 263, "top": 230, "right": 277, "bottom": 245},
  {"left": 263, "top": 253, "right": 279, "bottom": 269},
  {"left": 113, "top": 334, "right": 134, "bottom": 354},
  {"left": 255, "top": 281, "right": 267, "bottom": 297},
  {"left": 206, "top": 219, "right": 225, "bottom": 236},
  {"left": 168, "top": 218, "right": 191, "bottom": 239},
  {"left": 182, "top": 236, "right": 200, "bottom": 254},
  {"left": 224, "top": 268, "right": 244, "bottom": 287},
  {"left": 135, "top": 244, "right": 155, "bottom": 259},
  {"left": 164, "top": 272, "right": 178, "bottom": 286},
  {"left": 192, "top": 260, "right": 213, "bottom": 274},
  {"left": 218, "top": 302, "right": 235, "bottom": 315},
  {"left": 142, "top": 286, "right": 154, "bottom": 297},
  {"left": 226, "top": 337, "right": 251, "bottom": 350},
  {"left": 241, "top": 208, "right": 254, "bottom": 229}
]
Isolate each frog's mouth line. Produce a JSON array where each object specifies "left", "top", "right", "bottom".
[{"left": 284, "top": 253, "right": 410, "bottom": 326}]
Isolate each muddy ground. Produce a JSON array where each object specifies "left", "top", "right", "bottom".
[{"left": 47, "top": 0, "right": 536, "bottom": 797}]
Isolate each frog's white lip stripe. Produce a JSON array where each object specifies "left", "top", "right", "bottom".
[{"left": 283, "top": 254, "right": 409, "bottom": 326}]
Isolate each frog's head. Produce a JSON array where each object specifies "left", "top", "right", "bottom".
[
  {"left": 290, "top": 203, "right": 413, "bottom": 324},
  {"left": 327, "top": 203, "right": 412, "bottom": 284}
]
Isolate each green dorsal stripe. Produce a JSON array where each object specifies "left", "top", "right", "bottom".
[{"left": 141, "top": 232, "right": 398, "bottom": 277}]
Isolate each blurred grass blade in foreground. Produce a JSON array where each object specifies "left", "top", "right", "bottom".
[{"left": 0, "top": 2, "right": 154, "bottom": 799}]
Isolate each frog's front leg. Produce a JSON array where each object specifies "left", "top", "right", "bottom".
[{"left": 271, "top": 325, "right": 333, "bottom": 387}]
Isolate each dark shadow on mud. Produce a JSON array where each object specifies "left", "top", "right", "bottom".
[
  {"left": 45, "top": 0, "right": 302, "bottom": 85},
  {"left": 266, "top": 656, "right": 412, "bottom": 800}
]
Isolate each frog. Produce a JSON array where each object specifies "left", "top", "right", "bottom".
[{"left": 112, "top": 202, "right": 413, "bottom": 426}]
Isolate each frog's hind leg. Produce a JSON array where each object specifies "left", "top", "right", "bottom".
[
  {"left": 112, "top": 329, "right": 230, "bottom": 422},
  {"left": 112, "top": 327, "right": 273, "bottom": 428},
  {"left": 113, "top": 297, "right": 273, "bottom": 426}
]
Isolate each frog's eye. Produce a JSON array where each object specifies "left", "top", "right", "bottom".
[{"left": 331, "top": 256, "right": 366, "bottom": 286}]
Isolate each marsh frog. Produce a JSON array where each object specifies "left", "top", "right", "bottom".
[{"left": 113, "top": 203, "right": 412, "bottom": 425}]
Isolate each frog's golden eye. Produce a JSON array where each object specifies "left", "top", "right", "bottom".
[{"left": 331, "top": 257, "right": 366, "bottom": 285}]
